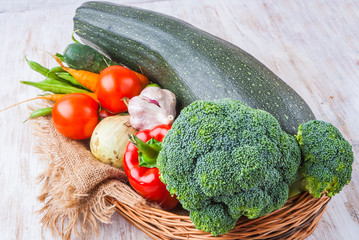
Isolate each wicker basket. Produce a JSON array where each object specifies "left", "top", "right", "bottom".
[{"left": 106, "top": 192, "right": 330, "bottom": 240}]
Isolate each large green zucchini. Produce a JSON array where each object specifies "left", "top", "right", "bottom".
[{"left": 73, "top": 1, "right": 315, "bottom": 134}]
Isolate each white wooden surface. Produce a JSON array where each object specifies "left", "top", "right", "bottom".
[{"left": 0, "top": 0, "right": 358, "bottom": 239}]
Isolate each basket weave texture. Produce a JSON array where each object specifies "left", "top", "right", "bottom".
[{"left": 107, "top": 192, "right": 329, "bottom": 240}]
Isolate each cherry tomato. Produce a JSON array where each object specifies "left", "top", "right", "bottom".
[
  {"left": 99, "top": 109, "right": 115, "bottom": 119},
  {"left": 96, "top": 66, "right": 142, "bottom": 114},
  {"left": 52, "top": 93, "right": 99, "bottom": 140}
]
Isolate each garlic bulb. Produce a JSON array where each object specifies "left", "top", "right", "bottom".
[{"left": 128, "top": 86, "right": 176, "bottom": 130}]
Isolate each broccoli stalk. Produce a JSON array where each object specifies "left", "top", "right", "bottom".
[
  {"left": 289, "top": 120, "right": 353, "bottom": 198},
  {"left": 288, "top": 175, "right": 306, "bottom": 198}
]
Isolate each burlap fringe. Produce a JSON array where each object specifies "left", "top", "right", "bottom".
[{"left": 29, "top": 104, "right": 153, "bottom": 240}]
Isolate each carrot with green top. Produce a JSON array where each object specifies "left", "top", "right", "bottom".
[
  {"left": 0, "top": 93, "right": 97, "bottom": 113},
  {"left": 55, "top": 57, "right": 99, "bottom": 92},
  {"left": 55, "top": 56, "right": 150, "bottom": 91},
  {"left": 0, "top": 94, "right": 65, "bottom": 113}
]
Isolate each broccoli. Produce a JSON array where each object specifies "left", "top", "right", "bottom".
[
  {"left": 289, "top": 120, "right": 354, "bottom": 198},
  {"left": 157, "top": 98, "right": 301, "bottom": 236}
]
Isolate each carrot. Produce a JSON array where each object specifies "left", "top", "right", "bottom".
[
  {"left": 85, "top": 92, "right": 98, "bottom": 101},
  {"left": 55, "top": 54, "right": 149, "bottom": 91},
  {"left": 0, "top": 94, "right": 65, "bottom": 113},
  {"left": 133, "top": 71, "right": 150, "bottom": 89},
  {"left": 54, "top": 57, "right": 99, "bottom": 92},
  {"left": 0, "top": 93, "right": 97, "bottom": 113}
]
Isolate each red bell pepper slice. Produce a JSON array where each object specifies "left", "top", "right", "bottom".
[{"left": 123, "top": 124, "right": 179, "bottom": 210}]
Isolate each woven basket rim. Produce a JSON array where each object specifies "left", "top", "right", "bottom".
[{"left": 106, "top": 191, "right": 330, "bottom": 240}]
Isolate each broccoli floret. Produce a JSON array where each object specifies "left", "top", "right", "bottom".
[
  {"left": 190, "top": 203, "right": 236, "bottom": 236},
  {"left": 157, "top": 99, "right": 301, "bottom": 236},
  {"left": 290, "top": 120, "right": 354, "bottom": 198}
]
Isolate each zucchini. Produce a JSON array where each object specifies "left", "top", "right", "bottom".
[
  {"left": 63, "top": 42, "right": 118, "bottom": 73},
  {"left": 73, "top": 1, "right": 315, "bottom": 134}
]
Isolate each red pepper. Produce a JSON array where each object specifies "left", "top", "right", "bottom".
[{"left": 123, "top": 124, "right": 179, "bottom": 210}]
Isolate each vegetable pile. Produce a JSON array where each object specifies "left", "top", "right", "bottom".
[
  {"left": 9, "top": 42, "right": 152, "bottom": 140},
  {"left": 3, "top": 3, "right": 354, "bottom": 237},
  {"left": 6, "top": 39, "right": 179, "bottom": 210}
]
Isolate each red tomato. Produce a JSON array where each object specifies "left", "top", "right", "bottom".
[
  {"left": 52, "top": 93, "right": 99, "bottom": 140},
  {"left": 99, "top": 109, "right": 115, "bottom": 119},
  {"left": 96, "top": 66, "right": 142, "bottom": 114}
]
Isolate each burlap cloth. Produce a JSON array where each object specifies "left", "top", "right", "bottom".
[{"left": 31, "top": 114, "right": 156, "bottom": 239}]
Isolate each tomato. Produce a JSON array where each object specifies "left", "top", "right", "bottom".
[
  {"left": 96, "top": 66, "right": 142, "bottom": 114},
  {"left": 52, "top": 93, "right": 99, "bottom": 140},
  {"left": 99, "top": 109, "right": 115, "bottom": 119}
]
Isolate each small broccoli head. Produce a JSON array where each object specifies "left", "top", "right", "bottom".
[
  {"left": 157, "top": 99, "right": 301, "bottom": 235},
  {"left": 296, "top": 120, "right": 353, "bottom": 198},
  {"left": 190, "top": 203, "right": 237, "bottom": 236}
]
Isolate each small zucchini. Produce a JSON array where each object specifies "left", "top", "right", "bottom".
[{"left": 62, "top": 42, "right": 118, "bottom": 73}]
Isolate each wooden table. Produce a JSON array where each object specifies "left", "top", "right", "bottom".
[{"left": 0, "top": 0, "right": 358, "bottom": 239}]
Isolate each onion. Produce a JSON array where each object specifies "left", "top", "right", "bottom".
[{"left": 90, "top": 115, "right": 137, "bottom": 168}]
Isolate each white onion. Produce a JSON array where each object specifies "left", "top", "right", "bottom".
[{"left": 90, "top": 115, "right": 137, "bottom": 168}]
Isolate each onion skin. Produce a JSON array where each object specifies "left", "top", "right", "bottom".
[{"left": 90, "top": 115, "right": 137, "bottom": 168}]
